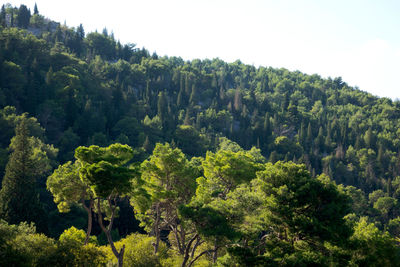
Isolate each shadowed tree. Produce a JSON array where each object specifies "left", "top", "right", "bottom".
[
  {"left": 17, "top": 5, "right": 31, "bottom": 28},
  {"left": 0, "top": 118, "right": 47, "bottom": 232}
]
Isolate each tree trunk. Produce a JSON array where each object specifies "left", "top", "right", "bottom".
[
  {"left": 105, "top": 229, "right": 125, "bottom": 267},
  {"left": 154, "top": 203, "right": 161, "bottom": 253},
  {"left": 188, "top": 249, "right": 215, "bottom": 267},
  {"left": 118, "top": 246, "right": 125, "bottom": 267},
  {"left": 181, "top": 234, "right": 198, "bottom": 267},
  {"left": 82, "top": 199, "right": 93, "bottom": 245},
  {"left": 212, "top": 239, "right": 218, "bottom": 263},
  {"left": 96, "top": 198, "right": 125, "bottom": 267}
]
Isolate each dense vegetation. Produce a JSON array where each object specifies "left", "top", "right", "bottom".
[{"left": 1, "top": 3, "right": 400, "bottom": 266}]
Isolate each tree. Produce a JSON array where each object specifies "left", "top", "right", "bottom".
[
  {"left": 58, "top": 226, "right": 106, "bottom": 266},
  {"left": 105, "top": 233, "right": 169, "bottom": 267},
  {"left": 131, "top": 143, "right": 198, "bottom": 255},
  {"left": 0, "top": 220, "right": 57, "bottom": 266},
  {"left": 17, "top": 4, "right": 31, "bottom": 28},
  {"left": 0, "top": 5, "right": 5, "bottom": 27},
  {"left": 349, "top": 217, "right": 400, "bottom": 266},
  {"left": 47, "top": 161, "right": 94, "bottom": 245},
  {"left": 33, "top": 3, "right": 38, "bottom": 15},
  {"left": 157, "top": 91, "right": 168, "bottom": 124},
  {"left": 0, "top": 118, "right": 47, "bottom": 232},
  {"left": 243, "top": 162, "right": 353, "bottom": 265},
  {"left": 195, "top": 147, "right": 264, "bottom": 203},
  {"left": 74, "top": 143, "right": 140, "bottom": 267},
  {"left": 181, "top": 146, "right": 264, "bottom": 266}
]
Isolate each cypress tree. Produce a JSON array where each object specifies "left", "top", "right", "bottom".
[
  {"left": 157, "top": 91, "right": 167, "bottom": 123},
  {"left": 17, "top": 4, "right": 31, "bottom": 28},
  {"left": 0, "top": 5, "right": 5, "bottom": 27},
  {"left": 234, "top": 88, "right": 242, "bottom": 112},
  {"left": 177, "top": 87, "right": 184, "bottom": 107},
  {"left": 306, "top": 122, "right": 313, "bottom": 148},
  {"left": 263, "top": 112, "right": 271, "bottom": 134},
  {"left": 34, "top": 3, "right": 39, "bottom": 15},
  {"left": 219, "top": 85, "right": 225, "bottom": 101},
  {"left": 299, "top": 121, "right": 306, "bottom": 145},
  {"left": 189, "top": 83, "right": 198, "bottom": 104},
  {"left": 77, "top": 24, "right": 85, "bottom": 39},
  {"left": 183, "top": 109, "right": 191, "bottom": 126},
  {"left": 0, "top": 118, "right": 46, "bottom": 231}
]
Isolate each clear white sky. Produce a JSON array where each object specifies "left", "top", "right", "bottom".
[{"left": 5, "top": 0, "right": 400, "bottom": 100}]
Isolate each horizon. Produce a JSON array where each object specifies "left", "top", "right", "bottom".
[{"left": 5, "top": 0, "right": 400, "bottom": 100}]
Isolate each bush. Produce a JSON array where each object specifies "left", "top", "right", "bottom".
[{"left": 103, "top": 233, "right": 169, "bottom": 266}]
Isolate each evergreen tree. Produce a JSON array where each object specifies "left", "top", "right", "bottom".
[
  {"left": 234, "top": 88, "right": 242, "bottom": 112},
  {"left": 189, "top": 83, "right": 198, "bottom": 104},
  {"left": 10, "top": 8, "right": 14, "bottom": 27},
  {"left": 0, "top": 5, "right": 5, "bottom": 27},
  {"left": 77, "top": 24, "right": 85, "bottom": 39},
  {"left": 17, "top": 4, "right": 31, "bottom": 28},
  {"left": 0, "top": 118, "right": 46, "bottom": 232},
  {"left": 33, "top": 3, "right": 39, "bottom": 15},
  {"left": 177, "top": 87, "right": 184, "bottom": 107},
  {"left": 157, "top": 91, "right": 167, "bottom": 123}
]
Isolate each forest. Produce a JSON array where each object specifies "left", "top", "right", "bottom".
[{"left": 1, "top": 3, "right": 400, "bottom": 266}]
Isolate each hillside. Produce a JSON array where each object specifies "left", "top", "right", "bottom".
[{"left": 1, "top": 3, "right": 400, "bottom": 266}]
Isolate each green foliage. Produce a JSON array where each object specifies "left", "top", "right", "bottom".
[
  {"left": 0, "top": 118, "right": 48, "bottom": 232},
  {"left": 132, "top": 143, "right": 199, "bottom": 256},
  {"left": 349, "top": 217, "right": 400, "bottom": 266},
  {"left": 195, "top": 148, "right": 264, "bottom": 203},
  {"left": 255, "top": 164, "right": 352, "bottom": 244},
  {"left": 47, "top": 161, "right": 89, "bottom": 212},
  {"left": 59, "top": 226, "right": 97, "bottom": 245},
  {"left": 138, "top": 143, "right": 197, "bottom": 206},
  {"left": 57, "top": 227, "right": 106, "bottom": 266},
  {"left": 103, "top": 233, "right": 169, "bottom": 267},
  {"left": 234, "top": 162, "right": 354, "bottom": 265},
  {"left": 3, "top": 6, "right": 400, "bottom": 265},
  {"left": 0, "top": 220, "right": 58, "bottom": 266},
  {"left": 75, "top": 144, "right": 136, "bottom": 198},
  {"left": 17, "top": 4, "right": 30, "bottom": 28},
  {"left": 180, "top": 205, "right": 239, "bottom": 240}
]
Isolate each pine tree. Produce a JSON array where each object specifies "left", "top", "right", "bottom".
[{"left": 0, "top": 118, "right": 46, "bottom": 231}]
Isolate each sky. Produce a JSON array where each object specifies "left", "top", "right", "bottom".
[{"left": 5, "top": 0, "right": 400, "bottom": 100}]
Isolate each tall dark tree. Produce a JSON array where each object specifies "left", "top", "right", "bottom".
[
  {"left": 17, "top": 4, "right": 31, "bottom": 28},
  {"left": 0, "top": 5, "right": 5, "bottom": 27},
  {"left": 157, "top": 91, "right": 167, "bottom": 124},
  {"left": 0, "top": 118, "right": 46, "bottom": 232},
  {"left": 77, "top": 23, "right": 85, "bottom": 39},
  {"left": 33, "top": 3, "right": 39, "bottom": 15}
]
